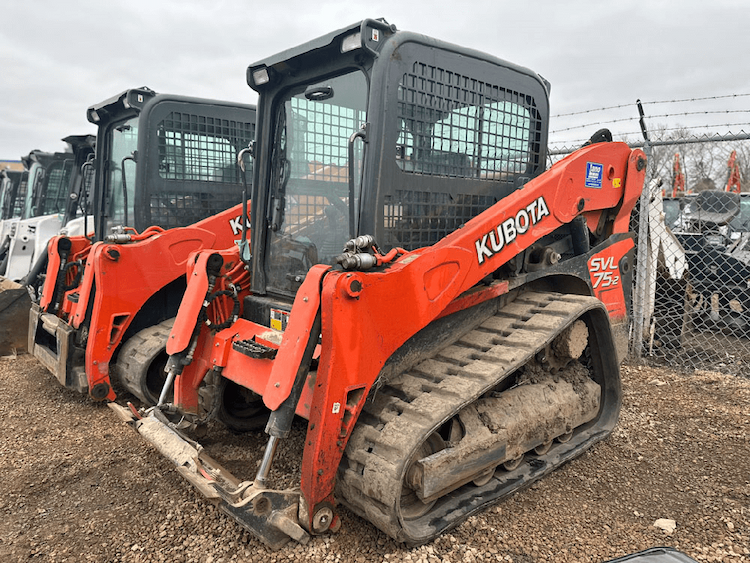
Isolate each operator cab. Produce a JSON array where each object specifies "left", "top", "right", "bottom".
[
  {"left": 20, "top": 150, "right": 75, "bottom": 222},
  {"left": 87, "top": 87, "right": 257, "bottom": 242},
  {"left": 0, "top": 169, "right": 25, "bottom": 221},
  {"left": 244, "top": 19, "right": 549, "bottom": 325},
  {"left": 0, "top": 168, "right": 26, "bottom": 238}
]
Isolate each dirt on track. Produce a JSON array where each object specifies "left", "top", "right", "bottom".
[{"left": 0, "top": 354, "right": 748, "bottom": 563}]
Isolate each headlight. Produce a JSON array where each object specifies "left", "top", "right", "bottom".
[{"left": 252, "top": 67, "right": 270, "bottom": 86}]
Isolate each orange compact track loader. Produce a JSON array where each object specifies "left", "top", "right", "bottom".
[
  {"left": 114, "top": 20, "right": 645, "bottom": 549},
  {"left": 29, "top": 88, "right": 256, "bottom": 403}
]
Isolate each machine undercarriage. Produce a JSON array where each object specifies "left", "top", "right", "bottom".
[{"left": 112, "top": 289, "right": 620, "bottom": 547}]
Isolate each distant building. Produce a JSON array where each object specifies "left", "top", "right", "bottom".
[{"left": 0, "top": 160, "right": 24, "bottom": 172}]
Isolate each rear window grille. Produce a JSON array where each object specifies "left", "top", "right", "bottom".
[
  {"left": 149, "top": 111, "right": 255, "bottom": 228},
  {"left": 396, "top": 62, "right": 541, "bottom": 180},
  {"left": 383, "top": 190, "right": 496, "bottom": 250},
  {"left": 157, "top": 112, "right": 255, "bottom": 184}
]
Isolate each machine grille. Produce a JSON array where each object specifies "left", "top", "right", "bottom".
[
  {"left": 383, "top": 190, "right": 496, "bottom": 250},
  {"left": 396, "top": 61, "right": 542, "bottom": 180},
  {"left": 150, "top": 112, "right": 255, "bottom": 229}
]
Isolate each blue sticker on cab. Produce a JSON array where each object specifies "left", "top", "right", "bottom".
[{"left": 585, "top": 162, "right": 603, "bottom": 188}]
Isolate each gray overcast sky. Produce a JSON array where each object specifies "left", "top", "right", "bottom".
[{"left": 1, "top": 0, "right": 749, "bottom": 158}]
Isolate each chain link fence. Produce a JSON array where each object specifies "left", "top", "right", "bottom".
[
  {"left": 547, "top": 95, "right": 750, "bottom": 376},
  {"left": 631, "top": 133, "right": 750, "bottom": 377},
  {"left": 626, "top": 132, "right": 750, "bottom": 378},
  {"left": 552, "top": 129, "right": 750, "bottom": 376}
]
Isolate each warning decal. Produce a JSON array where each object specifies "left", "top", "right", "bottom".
[{"left": 270, "top": 308, "right": 290, "bottom": 332}]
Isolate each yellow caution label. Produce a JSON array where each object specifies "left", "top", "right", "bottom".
[{"left": 270, "top": 308, "right": 289, "bottom": 331}]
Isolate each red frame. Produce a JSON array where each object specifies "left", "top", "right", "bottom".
[{"left": 37, "top": 202, "right": 251, "bottom": 400}]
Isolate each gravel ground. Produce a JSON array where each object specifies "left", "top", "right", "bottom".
[{"left": 0, "top": 353, "right": 748, "bottom": 563}]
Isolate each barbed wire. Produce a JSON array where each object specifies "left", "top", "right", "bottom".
[
  {"left": 548, "top": 130, "right": 750, "bottom": 156},
  {"left": 551, "top": 93, "right": 750, "bottom": 118},
  {"left": 550, "top": 123, "right": 750, "bottom": 148},
  {"left": 551, "top": 111, "right": 750, "bottom": 134}
]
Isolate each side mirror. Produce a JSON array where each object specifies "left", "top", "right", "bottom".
[{"left": 305, "top": 85, "right": 334, "bottom": 101}]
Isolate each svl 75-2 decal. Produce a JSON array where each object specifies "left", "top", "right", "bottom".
[{"left": 590, "top": 256, "right": 620, "bottom": 289}]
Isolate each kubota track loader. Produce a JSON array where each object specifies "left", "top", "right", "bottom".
[
  {"left": 29, "top": 88, "right": 256, "bottom": 402},
  {"left": 114, "top": 20, "right": 645, "bottom": 549}
]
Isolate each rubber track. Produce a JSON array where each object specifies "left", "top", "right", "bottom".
[
  {"left": 115, "top": 318, "right": 175, "bottom": 405},
  {"left": 337, "top": 291, "right": 607, "bottom": 544}
]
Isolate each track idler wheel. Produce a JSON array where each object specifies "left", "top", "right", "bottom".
[
  {"left": 533, "top": 441, "right": 552, "bottom": 455},
  {"left": 471, "top": 467, "right": 496, "bottom": 487},
  {"left": 502, "top": 456, "right": 524, "bottom": 471},
  {"left": 402, "top": 433, "right": 446, "bottom": 520},
  {"left": 556, "top": 431, "right": 573, "bottom": 443}
]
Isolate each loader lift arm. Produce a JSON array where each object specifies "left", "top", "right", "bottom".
[{"left": 299, "top": 141, "right": 645, "bottom": 535}]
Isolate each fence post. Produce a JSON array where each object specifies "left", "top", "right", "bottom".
[{"left": 631, "top": 143, "right": 653, "bottom": 360}]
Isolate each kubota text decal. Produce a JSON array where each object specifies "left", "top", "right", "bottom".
[
  {"left": 475, "top": 196, "right": 550, "bottom": 264},
  {"left": 229, "top": 215, "right": 250, "bottom": 235}
]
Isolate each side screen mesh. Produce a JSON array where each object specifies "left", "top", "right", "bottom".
[
  {"left": 12, "top": 177, "right": 28, "bottom": 218},
  {"left": 384, "top": 60, "right": 542, "bottom": 250},
  {"left": 396, "top": 63, "right": 541, "bottom": 179},
  {"left": 0, "top": 177, "right": 12, "bottom": 219},
  {"left": 79, "top": 164, "right": 95, "bottom": 217},
  {"left": 42, "top": 160, "right": 73, "bottom": 215},
  {"left": 384, "top": 191, "right": 496, "bottom": 249},
  {"left": 151, "top": 112, "right": 255, "bottom": 228},
  {"left": 279, "top": 96, "right": 364, "bottom": 248}
]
